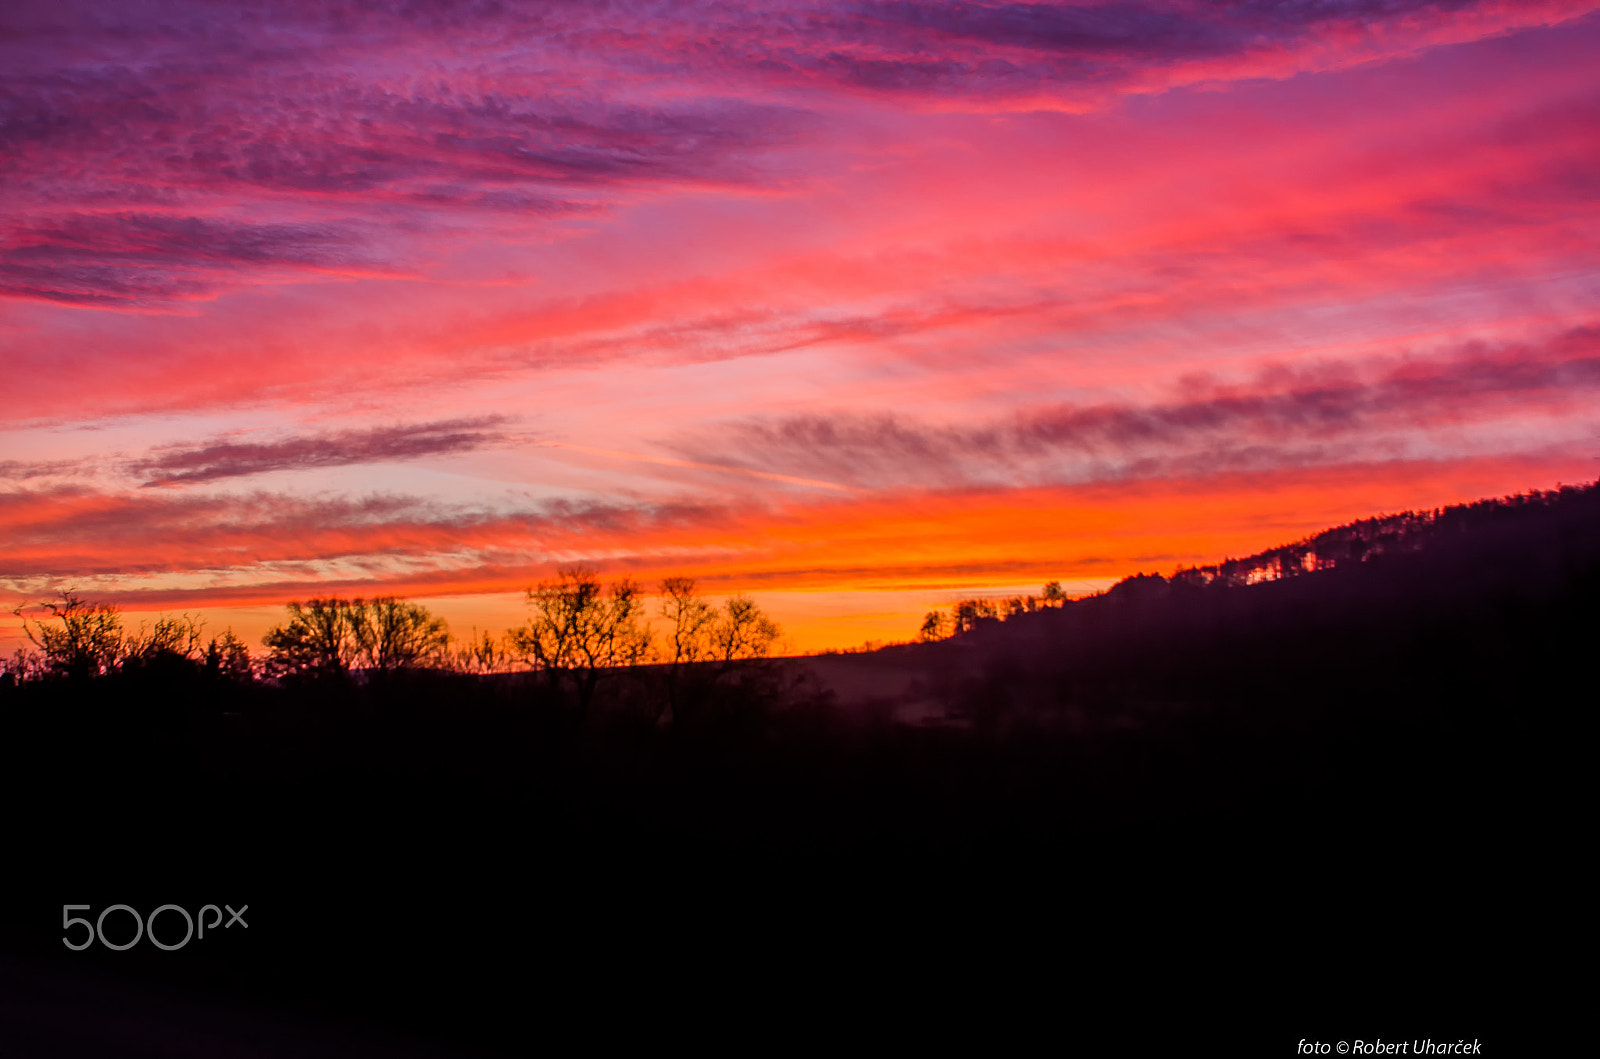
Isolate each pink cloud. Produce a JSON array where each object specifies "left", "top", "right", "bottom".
[{"left": 4, "top": 2, "right": 1599, "bottom": 651}]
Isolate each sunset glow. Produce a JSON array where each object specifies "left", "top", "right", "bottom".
[{"left": 5, "top": 0, "right": 1599, "bottom": 654}]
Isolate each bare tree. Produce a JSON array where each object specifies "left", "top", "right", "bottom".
[
  {"left": 660, "top": 577, "right": 716, "bottom": 661},
  {"left": 657, "top": 577, "right": 713, "bottom": 724},
  {"left": 122, "top": 613, "right": 205, "bottom": 667},
  {"left": 710, "top": 595, "right": 780, "bottom": 664},
  {"left": 654, "top": 578, "right": 781, "bottom": 728},
  {"left": 358, "top": 597, "right": 450, "bottom": 673},
  {"left": 262, "top": 598, "right": 363, "bottom": 679},
  {"left": 507, "top": 566, "right": 653, "bottom": 715},
  {"left": 263, "top": 596, "right": 450, "bottom": 678},
  {"left": 8, "top": 592, "right": 250, "bottom": 685},
  {"left": 14, "top": 591, "right": 124, "bottom": 680},
  {"left": 507, "top": 567, "right": 596, "bottom": 682},
  {"left": 448, "top": 627, "right": 512, "bottom": 675}
]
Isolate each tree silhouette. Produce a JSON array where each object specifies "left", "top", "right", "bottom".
[
  {"left": 661, "top": 577, "right": 717, "bottom": 667},
  {"left": 203, "top": 629, "right": 253, "bottom": 681},
  {"left": 448, "top": 627, "right": 511, "bottom": 675},
  {"left": 953, "top": 598, "right": 998, "bottom": 633},
  {"left": 710, "top": 595, "right": 780, "bottom": 664},
  {"left": 263, "top": 597, "right": 449, "bottom": 678},
  {"left": 9, "top": 590, "right": 251, "bottom": 684},
  {"left": 358, "top": 597, "right": 450, "bottom": 673},
  {"left": 656, "top": 577, "right": 782, "bottom": 727},
  {"left": 14, "top": 591, "right": 124, "bottom": 680},
  {"left": 659, "top": 576, "right": 715, "bottom": 723},
  {"left": 507, "top": 566, "right": 652, "bottom": 715},
  {"left": 122, "top": 613, "right": 205, "bottom": 670},
  {"left": 262, "top": 599, "right": 362, "bottom": 679},
  {"left": 912, "top": 581, "right": 1081, "bottom": 640}
]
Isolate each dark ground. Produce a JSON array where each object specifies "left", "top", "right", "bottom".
[{"left": 3, "top": 485, "right": 1591, "bottom": 1053}]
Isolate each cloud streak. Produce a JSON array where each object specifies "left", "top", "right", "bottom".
[
  {"left": 130, "top": 418, "right": 515, "bottom": 486},
  {"left": 670, "top": 328, "right": 1600, "bottom": 489},
  {"left": 0, "top": 213, "right": 387, "bottom": 307},
  {"left": 632, "top": 0, "right": 1599, "bottom": 102},
  {"left": 0, "top": 0, "right": 814, "bottom": 306},
  {"left": 4, "top": 1, "right": 1591, "bottom": 306}
]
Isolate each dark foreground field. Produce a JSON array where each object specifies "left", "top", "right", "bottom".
[{"left": 3, "top": 485, "right": 1594, "bottom": 1053}]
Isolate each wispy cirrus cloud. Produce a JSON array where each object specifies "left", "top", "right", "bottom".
[
  {"left": 0, "top": 1, "right": 811, "bottom": 308},
  {"left": 0, "top": 213, "right": 387, "bottom": 307},
  {"left": 0, "top": 481, "right": 738, "bottom": 585},
  {"left": 618, "top": 0, "right": 1599, "bottom": 102},
  {"left": 669, "top": 327, "right": 1600, "bottom": 489},
  {"left": 129, "top": 417, "right": 516, "bottom": 486},
  {"left": 4, "top": 0, "right": 1590, "bottom": 308},
  {"left": 0, "top": 459, "right": 90, "bottom": 481}
]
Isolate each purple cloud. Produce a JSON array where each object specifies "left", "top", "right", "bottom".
[
  {"left": 668, "top": 327, "right": 1600, "bottom": 488},
  {"left": 2, "top": 1, "right": 1560, "bottom": 309},
  {"left": 130, "top": 417, "right": 515, "bottom": 486},
  {"left": 0, "top": 479, "right": 736, "bottom": 586},
  {"left": 0, "top": 213, "right": 379, "bottom": 307}
]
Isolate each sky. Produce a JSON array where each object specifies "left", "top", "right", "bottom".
[{"left": 3, "top": 0, "right": 1599, "bottom": 655}]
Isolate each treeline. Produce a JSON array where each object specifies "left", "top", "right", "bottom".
[
  {"left": 915, "top": 479, "right": 1600, "bottom": 641},
  {"left": 887, "top": 474, "right": 1600, "bottom": 739},
  {"left": 1168, "top": 479, "right": 1600, "bottom": 589},
  {"left": 917, "top": 580, "right": 1069, "bottom": 641},
  {"left": 3, "top": 565, "right": 779, "bottom": 700},
  {"left": 2, "top": 592, "right": 252, "bottom": 685}
]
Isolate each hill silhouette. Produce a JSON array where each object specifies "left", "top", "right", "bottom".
[
  {"left": 4, "top": 480, "right": 1593, "bottom": 1051},
  {"left": 820, "top": 479, "right": 1600, "bottom": 732}
]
